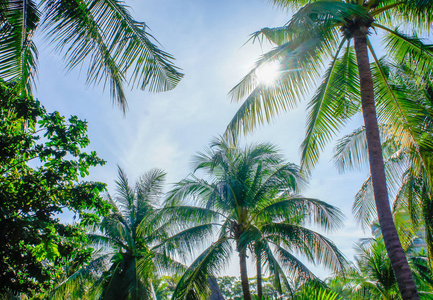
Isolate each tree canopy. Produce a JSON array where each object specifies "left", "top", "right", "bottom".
[{"left": 0, "top": 80, "right": 109, "bottom": 296}]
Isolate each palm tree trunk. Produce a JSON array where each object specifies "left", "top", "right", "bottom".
[
  {"left": 353, "top": 30, "right": 420, "bottom": 300},
  {"left": 239, "top": 247, "right": 252, "bottom": 300},
  {"left": 256, "top": 249, "right": 263, "bottom": 300},
  {"left": 255, "top": 248, "right": 263, "bottom": 300}
]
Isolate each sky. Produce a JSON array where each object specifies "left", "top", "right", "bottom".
[{"left": 35, "top": 0, "right": 373, "bottom": 278}]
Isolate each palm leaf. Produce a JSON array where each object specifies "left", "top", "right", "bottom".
[
  {"left": 263, "top": 223, "right": 347, "bottom": 272},
  {"left": 172, "top": 238, "right": 233, "bottom": 300},
  {"left": 301, "top": 42, "right": 360, "bottom": 171},
  {"left": 256, "top": 196, "right": 344, "bottom": 232},
  {"left": 226, "top": 20, "right": 341, "bottom": 143},
  {"left": 154, "top": 223, "right": 220, "bottom": 260},
  {"left": 380, "top": 25, "right": 433, "bottom": 78},
  {"left": 41, "top": 0, "right": 183, "bottom": 110},
  {"left": 0, "top": 0, "right": 38, "bottom": 96}
]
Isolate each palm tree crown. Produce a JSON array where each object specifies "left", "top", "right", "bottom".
[{"left": 164, "top": 139, "right": 346, "bottom": 300}]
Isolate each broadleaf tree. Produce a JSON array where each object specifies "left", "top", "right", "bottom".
[{"left": 0, "top": 79, "right": 109, "bottom": 297}]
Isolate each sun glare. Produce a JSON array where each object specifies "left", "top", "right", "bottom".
[{"left": 256, "top": 61, "right": 280, "bottom": 86}]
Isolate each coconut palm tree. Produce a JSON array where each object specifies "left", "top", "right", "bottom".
[
  {"left": 333, "top": 62, "right": 433, "bottom": 263},
  {"left": 52, "top": 167, "right": 184, "bottom": 299},
  {"left": 226, "top": 1, "right": 433, "bottom": 298},
  {"left": 0, "top": 0, "right": 183, "bottom": 109},
  {"left": 163, "top": 139, "right": 346, "bottom": 300},
  {"left": 328, "top": 237, "right": 433, "bottom": 300}
]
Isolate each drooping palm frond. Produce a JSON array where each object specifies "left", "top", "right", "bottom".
[
  {"left": 226, "top": 2, "right": 369, "bottom": 145},
  {"left": 172, "top": 238, "right": 233, "bottom": 300},
  {"left": 255, "top": 196, "right": 344, "bottom": 232},
  {"left": 154, "top": 223, "right": 221, "bottom": 261},
  {"left": 40, "top": 0, "right": 183, "bottom": 110},
  {"left": 0, "top": 0, "right": 38, "bottom": 96},
  {"left": 381, "top": 27, "right": 433, "bottom": 74},
  {"left": 386, "top": 0, "right": 433, "bottom": 33},
  {"left": 262, "top": 223, "right": 347, "bottom": 272},
  {"left": 226, "top": 30, "right": 341, "bottom": 143},
  {"left": 301, "top": 43, "right": 360, "bottom": 171},
  {"left": 338, "top": 134, "right": 408, "bottom": 228},
  {"left": 333, "top": 126, "right": 369, "bottom": 173},
  {"left": 152, "top": 256, "right": 186, "bottom": 281},
  {"left": 257, "top": 238, "right": 294, "bottom": 295},
  {"left": 50, "top": 253, "right": 111, "bottom": 300}
]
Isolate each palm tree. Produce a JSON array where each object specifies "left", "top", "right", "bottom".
[
  {"left": 0, "top": 0, "right": 183, "bottom": 109},
  {"left": 163, "top": 139, "right": 346, "bottom": 300},
  {"left": 333, "top": 62, "right": 433, "bottom": 264},
  {"left": 328, "top": 237, "right": 433, "bottom": 300},
  {"left": 52, "top": 167, "right": 184, "bottom": 299},
  {"left": 226, "top": 1, "right": 433, "bottom": 298}
]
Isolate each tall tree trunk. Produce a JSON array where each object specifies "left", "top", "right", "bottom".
[
  {"left": 353, "top": 30, "right": 420, "bottom": 300},
  {"left": 239, "top": 247, "right": 252, "bottom": 300},
  {"left": 256, "top": 248, "right": 263, "bottom": 300},
  {"left": 208, "top": 276, "right": 225, "bottom": 300}
]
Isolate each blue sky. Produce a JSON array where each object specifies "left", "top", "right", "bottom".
[{"left": 35, "top": 0, "right": 373, "bottom": 278}]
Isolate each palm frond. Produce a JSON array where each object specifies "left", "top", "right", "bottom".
[
  {"left": 152, "top": 252, "right": 186, "bottom": 276},
  {"left": 154, "top": 223, "right": 220, "bottom": 260},
  {"left": 352, "top": 176, "right": 376, "bottom": 230},
  {"left": 273, "top": 243, "right": 317, "bottom": 284},
  {"left": 255, "top": 196, "right": 344, "bottom": 232},
  {"left": 41, "top": 0, "right": 183, "bottom": 110},
  {"left": 350, "top": 140, "right": 410, "bottom": 229},
  {"left": 263, "top": 223, "right": 347, "bottom": 272},
  {"left": 0, "top": 0, "right": 39, "bottom": 96},
  {"left": 333, "top": 126, "right": 369, "bottom": 173},
  {"left": 114, "top": 166, "right": 135, "bottom": 217},
  {"left": 301, "top": 42, "right": 360, "bottom": 172},
  {"left": 166, "top": 177, "right": 214, "bottom": 206},
  {"left": 136, "top": 168, "right": 166, "bottom": 207},
  {"left": 172, "top": 238, "right": 233, "bottom": 300},
  {"left": 251, "top": 163, "right": 305, "bottom": 207},
  {"left": 50, "top": 254, "right": 111, "bottom": 300},
  {"left": 226, "top": 19, "right": 341, "bottom": 144},
  {"left": 381, "top": 25, "right": 433, "bottom": 79},
  {"left": 87, "top": 233, "right": 128, "bottom": 251},
  {"left": 387, "top": 1, "right": 433, "bottom": 33},
  {"left": 260, "top": 240, "right": 293, "bottom": 295}
]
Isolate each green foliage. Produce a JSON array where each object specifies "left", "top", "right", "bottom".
[
  {"left": 0, "top": 0, "right": 183, "bottom": 108},
  {"left": 293, "top": 281, "right": 341, "bottom": 300},
  {"left": 217, "top": 275, "right": 291, "bottom": 299},
  {"left": 227, "top": 0, "right": 433, "bottom": 164},
  {"left": 0, "top": 80, "right": 109, "bottom": 296},
  {"left": 326, "top": 237, "right": 433, "bottom": 299},
  {"left": 166, "top": 138, "right": 345, "bottom": 299},
  {"left": 53, "top": 167, "right": 185, "bottom": 299},
  {"left": 333, "top": 62, "right": 433, "bottom": 263}
]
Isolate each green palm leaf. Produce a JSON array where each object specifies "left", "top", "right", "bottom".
[
  {"left": 301, "top": 42, "right": 360, "bottom": 171},
  {"left": 172, "top": 238, "right": 233, "bottom": 300},
  {"left": 41, "top": 0, "right": 183, "bottom": 110},
  {"left": 262, "top": 223, "right": 347, "bottom": 271},
  {"left": 0, "top": 0, "right": 38, "bottom": 96}
]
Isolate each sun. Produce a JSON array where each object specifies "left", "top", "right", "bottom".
[{"left": 255, "top": 61, "right": 280, "bottom": 86}]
